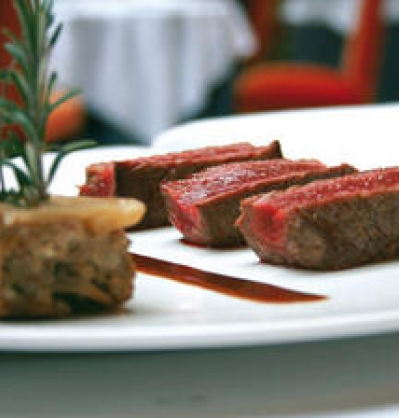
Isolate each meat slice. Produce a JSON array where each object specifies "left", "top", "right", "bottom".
[
  {"left": 80, "top": 141, "right": 282, "bottom": 228},
  {"left": 161, "top": 159, "right": 356, "bottom": 246},
  {"left": 79, "top": 162, "right": 115, "bottom": 197},
  {"left": 237, "top": 167, "right": 399, "bottom": 270}
]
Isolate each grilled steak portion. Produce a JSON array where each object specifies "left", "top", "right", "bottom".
[
  {"left": 80, "top": 141, "right": 283, "bottom": 229},
  {"left": 237, "top": 167, "right": 399, "bottom": 270},
  {"left": 162, "top": 159, "right": 356, "bottom": 246}
]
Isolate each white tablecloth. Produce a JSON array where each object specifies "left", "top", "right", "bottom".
[{"left": 50, "top": 0, "right": 255, "bottom": 143}]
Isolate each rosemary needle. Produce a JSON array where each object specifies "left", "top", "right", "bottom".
[{"left": 0, "top": 0, "right": 94, "bottom": 207}]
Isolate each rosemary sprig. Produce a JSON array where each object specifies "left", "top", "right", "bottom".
[{"left": 0, "top": 0, "right": 95, "bottom": 207}]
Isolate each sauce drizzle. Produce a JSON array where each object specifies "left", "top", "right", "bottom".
[{"left": 131, "top": 253, "right": 326, "bottom": 304}]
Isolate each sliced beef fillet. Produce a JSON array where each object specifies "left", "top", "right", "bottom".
[
  {"left": 79, "top": 141, "right": 282, "bottom": 228},
  {"left": 237, "top": 167, "right": 399, "bottom": 270},
  {"left": 79, "top": 162, "right": 115, "bottom": 197},
  {"left": 161, "top": 159, "right": 356, "bottom": 246}
]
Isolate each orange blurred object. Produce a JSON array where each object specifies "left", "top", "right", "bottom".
[
  {"left": 235, "top": 0, "right": 385, "bottom": 113},
  {"left": 0, "top": 0, "right": 86, "bottom": 142},
  {"left": 45, "top": 90, "right": 86, "bottom": 142}
]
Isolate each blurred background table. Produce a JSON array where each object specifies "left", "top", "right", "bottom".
[
  {"left": 50, "top": 0, "right": 256, "bottom": 144},
  {"left": 1, "top": 0, "right": 398, "bottom": 145},
  {"left": 0, "top": 333, "right": 397, "bottom": 418}
]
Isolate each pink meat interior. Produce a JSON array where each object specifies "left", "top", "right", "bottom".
[
  {"left": 164, "top": 159, "right": 325, "bottom": 205},
  {"left": 256, "top": 167, "right": 399, "bottom": 210},
  {"left": 162, "top": 159, "right": 325, "bottom": 242},
  {"left": 79, "top": 162, "right": 115, "bottom": 197}
]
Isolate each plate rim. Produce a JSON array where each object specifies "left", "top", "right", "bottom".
[{"left": 0, "top": 307, "right": 397, "bottom": 352}]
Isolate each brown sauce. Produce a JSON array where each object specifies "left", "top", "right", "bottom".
[{"left": 131, "top": 253, "right": 326, "bottom": 304}]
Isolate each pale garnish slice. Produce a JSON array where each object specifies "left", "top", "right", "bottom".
[{"left": 0, "top": 195, "right": 146, "bottom": 233}]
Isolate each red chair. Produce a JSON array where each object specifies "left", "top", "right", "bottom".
[
  {"left": 242, "top": 0, "right": 281, "bottom": 63},
  {"left": 0, "top": 0, "right": 86, "bottom": 142},
  {"left": 235, "top": 0, "right": 385, "bottom": 113}
]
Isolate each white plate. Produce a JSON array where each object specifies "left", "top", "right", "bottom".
[
  {"left": 155, "top": 104, "right": 400, "bottom": 169},
  {"left": 0, "top": 105, "right": 398, "bottom": 352}
]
